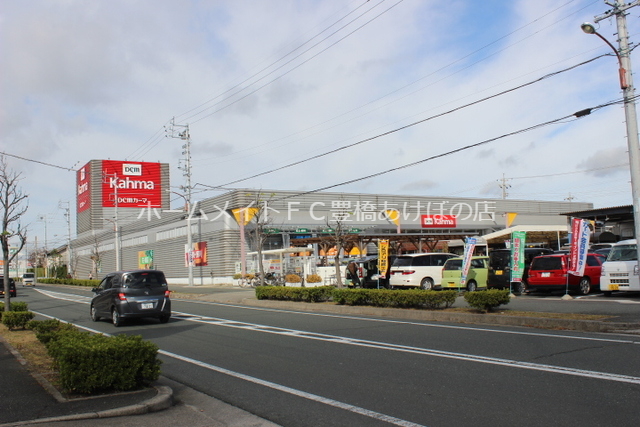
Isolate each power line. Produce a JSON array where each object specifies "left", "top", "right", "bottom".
[
  {"left": 188, "top": 0, "right": 404, "bottom": 125},
  {"left": 174, "top": 0, "right": 381, "bottom": 123},
  {"left": 0, "top": 151, "right": 75, "bottom": 171},
  {"left": 206, "top": 56, "right": 608, "bottom": 188}
]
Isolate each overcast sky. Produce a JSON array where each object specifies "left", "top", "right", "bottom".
[{"left": 1, "top": 0, "right": 637, "bottom": 249}]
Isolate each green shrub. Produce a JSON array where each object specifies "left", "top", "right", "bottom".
[
  {"left": 464, "top": 289, "right": 510, "bottom": 312},
  {"left": 332, "top": 289, "right": 457, "bottom": 309},
  {"left": 0, "top": 301, "right": 28, "bottom": 313},
  {"left": 27, "top": 319, "right": 79, "bottom": 345},
  {"left": 2, "top": 311, "right": 35, "bottom": 330},
  {"left": 47, "top": 333, "right": 161, "bottom": 394},
  {"left": 255, "top": 285, "right": 334, "bottom": 302},
  {"left": 36, "top": 278, "right": 96, "bottom": 287}
]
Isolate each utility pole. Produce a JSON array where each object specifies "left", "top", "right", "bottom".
[
  {"left": 38, "top": 215, "right": 48, "bottom": 278},
  {"left": 498, "top": 173, "right": 511, "bottom": 199},
  {"left": 583, "top": 0, "right": 640, "bottom": 264},
  {"left": 166, "top": 118, "right": 195, "bottom": 286},
  {"left": 59, "top": 201, "right": 72, "bottom": 278}
]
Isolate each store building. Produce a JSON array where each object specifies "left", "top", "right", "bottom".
[{"left": 70, "top": 185, "right": 591, "bottom": 283}]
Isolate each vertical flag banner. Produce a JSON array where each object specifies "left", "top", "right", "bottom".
[
  {"left": 568, "top": 219, "right": 591, "bottom": 276},
  {"left": 138, "top": 250, "right": 153, "bottom": 269},
  {"left": 510, "top": 231, "right": 527, "bottom": 283},
  {"left": 460, "top": 237, "right": 477, "bottom": 285},
  {"left": 193, "top": 242, "right": 208, "bottom": 267},
  {"left": 378, "top": 239, "right": 389, "bottom": 277}
]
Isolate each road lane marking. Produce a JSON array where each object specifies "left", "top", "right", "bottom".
[
  {"left": 33, "top": 289, "right": 640, "bottom": 385},
  {"left": 170, "top": 310, "right": 640, "bottom": 385},
  {"left": 29, "top": 310, "right": 427, "bottom": 427},
  {"left": 34, "top": 288, "right": 640, "bottom": 346}
]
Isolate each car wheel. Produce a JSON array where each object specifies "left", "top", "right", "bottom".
[
  {"left": 420, "top": 278, "right": 434, "bottom": 290},
  {"left": 90, "top": 305, "right": 100, "bottom": 322},
  {"left": 578, "top": 278, "right": 591, "bottom": 295},
  {"left": 466, "top": 280, "right": 477, "bottom": 292},
  {"left": 111, "top": 308, "right": 122, "bottom": 327},
  {"left": 159, "top": 314, "right": 170, "bottom": 324}
]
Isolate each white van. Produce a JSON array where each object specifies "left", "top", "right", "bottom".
[
  {"left": 389, "top": 253, "right": 456, "bottom": 290},
  {"left": 22, "top": 272, "right": 35, "bottom": 286},
  {"left": 600, "top": 239, "right": 638, "bottom": 296}
]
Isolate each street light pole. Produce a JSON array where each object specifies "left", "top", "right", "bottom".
[{"left": 582, "top": 0, "right": 640, "bottom": 265}]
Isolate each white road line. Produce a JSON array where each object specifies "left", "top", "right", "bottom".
[
  {"left": 170, "top": 311, "right": 640, "bottom": 385},
  {"left": 174, "top": 299, "right": 640, "bottom": 345},
  {"left": 34, "top": 290, "right": 640, "bottom": 385},
  {"left": 30, "top": 310, "right": 427, "bottom": 427}
]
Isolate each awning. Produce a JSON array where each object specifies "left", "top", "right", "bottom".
[{"left": 481, "top": 225, "right": 568, "bottom": 245}]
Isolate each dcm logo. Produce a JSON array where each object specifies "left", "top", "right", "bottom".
[{"left": 122, "top": 163, "right": 142, "bottom": 176}]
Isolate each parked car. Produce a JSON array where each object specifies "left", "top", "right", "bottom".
[
  {"left": 0, "top": 276, "right": 17, "bottom": 297},
  {"left": 487, "top": 248, "right": 554, "bottom": 293},
  {"left": 527, "top": 253, "right": 606, "bottom": 295},
  {"left": 90, "top": 270, "right": 171, "bottom": 327},
  {"left": 348, "top": 255, "right": 397, "bottom": 288},
  {"left": 441, "top": 256, "right": 489, "bottom": 292},
  {"left": 22, "top": 273, "right": 35, "bottom": 286},
  {"left": 389, "top": 253, "right": 456, "bottom": 289}
]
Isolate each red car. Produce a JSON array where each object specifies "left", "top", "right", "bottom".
[{"left": 527, "top": 253, "right": 606, "bottom": 295}]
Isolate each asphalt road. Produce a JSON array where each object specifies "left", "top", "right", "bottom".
[{"left": 16, "top": 286, "right": 640, "bottom": 427}]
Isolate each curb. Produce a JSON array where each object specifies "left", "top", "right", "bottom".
[
  {"left": 238, "top": 298, "right": 640, "bottom": 333},
  {"left": 0, "top": 386, "right": 173, "bottom": 426}
]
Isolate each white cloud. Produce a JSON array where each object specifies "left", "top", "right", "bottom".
[{"left": 0, "top": 0, "right": 637, "bottom": 246}]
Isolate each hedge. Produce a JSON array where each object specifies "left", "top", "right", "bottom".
[
  {"left": 463, "top": 289, "right": 511, "bottom": 312},
  {"left": 2, "top": 311, "right": 35, "bottom": 330},
  {"left": 332, "top": 289, "right": 457, "bottom": 309},
  {"left": 36, "top": 278, "right": 97, "bottom": 287},
  {"left": 255, "top": 285, "right": 334, "bottom": 302},
  {"left": 0, "top": 301, "right": 29, "bottom": 321},
  {"left": 44, "top": 329, "right": 161, "bottom": 394}
]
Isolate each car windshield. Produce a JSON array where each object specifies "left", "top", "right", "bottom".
[
  {"left": 530, "top": 257, "right": 563, "bottom": 271},
  {"left": 123, "top": 271, "right": 167, "bottom": 288},
  {"left": 608, "top": 244, "right": 637, "bottom": 262}
]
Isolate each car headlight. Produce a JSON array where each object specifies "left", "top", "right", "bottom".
[{"left": 635, "top": 264, "right": 639, "bottom": 276}]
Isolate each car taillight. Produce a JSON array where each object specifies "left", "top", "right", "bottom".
[
  {"left": 402, "top": 270, "right": 415, "bottom": 275},
  {"left": 165, "top": 290, "right": 171, "bottom": 298},
  {"left": 118, "top": 292, "right": 127, "bottom": 301}
]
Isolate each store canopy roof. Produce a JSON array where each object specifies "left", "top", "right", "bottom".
[{"left": 481, "top": 225, "right": 568, "bottom": 244}]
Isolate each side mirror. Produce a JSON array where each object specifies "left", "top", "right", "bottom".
[{"left": 91, "top": 287, "right": 98, "bottom": 293}]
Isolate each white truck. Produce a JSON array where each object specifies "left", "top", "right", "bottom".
[
  {"left": 600, "top": 239, "right": 638, "bottom": 296},
  {"left": 22, "top": 272, "right": 35, "bottom": 286}
]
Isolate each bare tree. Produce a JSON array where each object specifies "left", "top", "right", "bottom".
[
  {"left": 1, "top": 156, "right": 28, "bottom": 310},
  {"left": 325, "top": 206, "right": 353, "bottom": 288},
  {"left": 245, "top": 192, "right": 276, "bottom": 286}
]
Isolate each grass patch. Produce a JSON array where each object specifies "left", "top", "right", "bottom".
[
  {"left": 444, "top": 307, "right": 611, "bottom": 320},
  {"left": 0, "top": 324, "right": 62, "bottom": 391}
]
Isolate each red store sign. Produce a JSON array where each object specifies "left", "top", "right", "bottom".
[
  {"left": 101, "top": 160, "right": 163, "bottom": 208},
  {"left": 421, "top": 215, "right": 457, "bottom": 228}
]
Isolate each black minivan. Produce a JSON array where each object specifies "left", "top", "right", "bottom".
[
  {"left": 90, "top": 270, "right": 171, "bottom": 327},
  {"left": 487, "top": 248, "right": 553, "bottom": 294}
]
